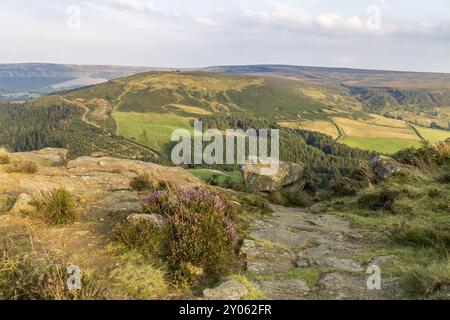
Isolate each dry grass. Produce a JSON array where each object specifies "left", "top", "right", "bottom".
[
  {"left": 333, "top": 116, "right": 421, "bottom": 140},
  {"left": 279, "top": 120, "right": 340, "bottom": 139}
]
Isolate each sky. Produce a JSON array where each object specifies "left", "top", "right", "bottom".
[{"left": 1, "top": 0, "right": 450, "bottom": 72}]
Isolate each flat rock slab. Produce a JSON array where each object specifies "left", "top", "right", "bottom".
[
  {"left": 243, "top": 205, "right": 404, "bottom": 300},
  {"left": 203, "top": 280, "right": 248, "bottom": 300},
  {"left": 319, "top": 272, "right": 402, "bottom": 300},
  {"left": 240, "top": 240, "right": 294, "bottom": 275},
  {"left": 316, "top": 257, "right": 364, "bottom": 273},
  {"left": 259, "top": 280, "right": 310, "bottom": 300}
]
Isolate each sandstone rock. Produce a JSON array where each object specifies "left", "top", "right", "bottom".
[
  {"left": 294, "top": 258, "right": 310, "bottom": 268},
  {"left": 369, "top": 255, "right": 396, "bottom": 267},
  {"left": 242, "top": 158, "right": 304, "bottom": 192},
  {"left": 240, "top": 239, "right": 294, "bottom": 275},
  {"left": 316, "top": 257, "right": 364, "bottom": 273},
  {"left": 15, "top": 148, "right": 68, "bottom": 166},
  {"left": 308, "top": 204, "right": 322, "bottom": 214},
  {"left": 127, "top": 213, "right": 167, "bottom": 227},
  {"left": 10, "top": 193, "right": 35, "bottom": 214},
  {"left": 203, "top": 280, "right": 248, "bottom": 300},
  {"left": 369, "top": 155, "right": 409, "bottom": 180},
  {"left": 319, "top": 272, "right": 402, "bottom": 300},
  {"left": 258, "top": 280, "right": 310, "bottom": 300}
]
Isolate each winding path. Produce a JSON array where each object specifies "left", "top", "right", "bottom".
[{"left": 241, "top": 205, "right": 403, "bottom": 300}]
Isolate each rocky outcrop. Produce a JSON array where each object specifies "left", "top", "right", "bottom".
[
  {"left": 369, "top": 155, "right": 409, "bottom": 180},
  {"left": 9, "top": 193, "right": 35, "bottom": 214},
  {"left": 203, "top": 280, "right": 248, "bottom": 300},
  {"left": 14, "top": 148, "right": 68, "bottom": 166},
  {"left": 0, "top": 148, "right": 203, "bottom": 215},
  {"left": 242, "top": 158, "right": 304, "bottom": 192}
]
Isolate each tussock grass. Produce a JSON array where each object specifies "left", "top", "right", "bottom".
[
  {"left": 37, "top": 188, "right": 76, "bottom": 225},
  {"left": 401, "top": 258, "right": 450, "bottom": 299},
  {"left": 0, "top": 249, "right": 105, "bottom": 300}
]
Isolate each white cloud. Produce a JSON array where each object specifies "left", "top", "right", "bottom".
[
  {"left": 196, "top": 17, "right": 220, "bottom": 27},
  {"left": 243, "top": 7, "right": 376, "bottom": 34},
  {"left": 100, "top": 0, "right": 158, "bottom": 12}
]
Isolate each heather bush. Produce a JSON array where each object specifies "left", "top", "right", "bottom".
[
  {"left": 357, "top": 188, "right": 402, "bottom": 211},
  {"left": 116, "top": 187, "right": 240, "bottom": 286},
  {"left": 6, "top": 160, "right": 37, "bottom": 174},
  {"left": 164, "top": 188, "right": 238, "bottom": 284},
  {"left": 142, "top": 191, "right": 169, "bottom": 214}
]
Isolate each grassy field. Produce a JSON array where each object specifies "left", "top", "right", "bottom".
[
  {"left": 114, "top": 112, "right": 193, "bottom": 153},
  {"left": 414, "top": 125, "right": 450, "bottom": 144},
  {"left": 189, "top": 168, "right": 244, "bottom": 185},
  {"left": 340, "top": 136, "right": 422, "bottom": 154}
]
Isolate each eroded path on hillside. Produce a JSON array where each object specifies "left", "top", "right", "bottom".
[{"left": 241, "top": 205, "right": 403, "bottom": 300}]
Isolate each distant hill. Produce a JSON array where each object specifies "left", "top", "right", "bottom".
[
  {"left": 204, "top": 64, "right": 450, "bottom": 89},
  {"left": 0, "top": 63, "right": 171, "bottom": 97}
]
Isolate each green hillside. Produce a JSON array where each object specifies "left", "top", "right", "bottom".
[{"left": 5, "top": 69, "right": 450, "bottom": 158}]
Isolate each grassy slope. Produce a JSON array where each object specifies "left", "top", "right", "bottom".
[
  {"left": 114, "top": 112, "right": 194, "bottom": 153},
  {"left": 414, "top": 125, "right": 450, "bottom": 144},
  {"left": 189, "top": 168, "right": 244, "bottom": 185},
  {"left": 327, "top": 169, "right": 450, "bottom": 299}
]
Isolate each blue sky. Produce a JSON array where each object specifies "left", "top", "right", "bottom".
[{"left": 1, "top": 0, "right": 449, "bottom": 72}]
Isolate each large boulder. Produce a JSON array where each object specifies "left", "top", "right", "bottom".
[
  {"left": 369, "top": 155, "right": 409, "bottom": 180},
  {"left": 242, "top": 158, "right": 304, "bottom": 192}
]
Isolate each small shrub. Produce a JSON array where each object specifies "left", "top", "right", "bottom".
[
  {"left": 6, "top": 160, "right": 37, "bottom": 174},
  {"left": 436, "top": 172, "right": 450, "bottom": 184},
  {"left": 284, "top": 190, "right": 312, "bottom": 207},
  {"left": 331, "top": 177, "right": 357, "bottom": 197},
  {"left": 130, "top": 174, "right": 155, "bottom": 191},
  {"left": 401, "top": 260, "right": 450, "bottom": 299},
  {"left": 0, "top": 194, "right": 16, "bottom": 213},
  {"left": 357, "top": 188, "right": 402, "bottom": 211},
  {"left": 428, "top": 188, "right": 442, "bottom": 199},
  {"left": 0, "top": 153, "right": 10, "bottom": 165},
  {"left": 206, "top": 174, "right": 220, "bottom": 186},
  {"left": 114, "top": 220, "right": 163, "bottom": 258},
  {"left": 37, "top": 188, "right": 76, "bottom": 225},
  {"left": 267, "top": 191, "right": 285, "bottom": 205},
  {"left": 0, "top": 250, "right": 105, "bottom": 300}
]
